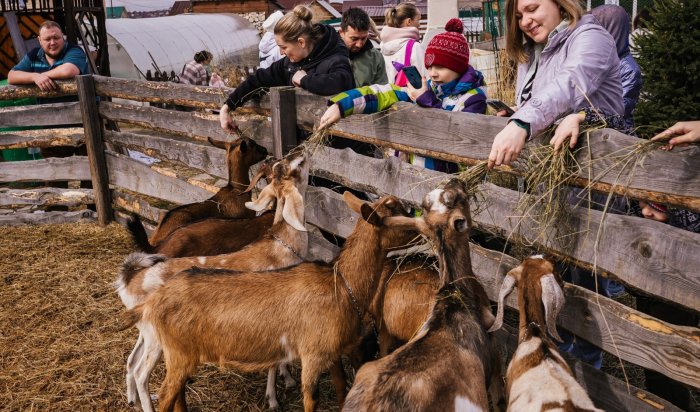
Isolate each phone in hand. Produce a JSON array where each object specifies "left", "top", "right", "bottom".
[
  {"left": 401, "top": 65, "right": 424, "bottom": 89},
  {"left": 486, "top": 99, "right": 515, "bottom": 116}
]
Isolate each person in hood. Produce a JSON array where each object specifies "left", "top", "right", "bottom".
[
  {"left": 220, "top": 5, "right": 354, "bottom": 133},
  {"left": 259, "top": 10, "right": 284, "bottom": 69},
  {"left": 487, "top": 0, "right": 624, "bottom": 168},
  {"left": 591, "top": 5, "right": 642, "bottom": 130},
  {"left": 380, "top": 3, "right": 427, "bottom": 87},
  {"left": 319, "top": 18, "right": 486, "bottom": 172},
  {"left": 340, "top": 7, "right": 387, "bottom": 87}
]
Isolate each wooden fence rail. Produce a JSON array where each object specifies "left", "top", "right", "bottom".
[{"left": 1, "top": 77, "right": 698, "bottom": 411}]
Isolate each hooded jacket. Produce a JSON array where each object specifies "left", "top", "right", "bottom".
[
  {"left": 511, "top": 14, "right": 624, "bottom": 138},
  {"left": 226, "top": 24, "right": 354, "bottom": 110},
  {"left": 259, "top": 32, "right": 282, "bottom": 69},
  {"left": 379, "top": 26, "right": 426, "bottom": 84}
]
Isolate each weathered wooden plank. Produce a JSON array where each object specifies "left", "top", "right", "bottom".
[
  {"left": 0, "top": 157, "right": 91, "bottom": 182},
  {"left": 305, "top": 186, "right": 700, "bottom": 388},
  {"left": 92, "top": 75, "right": 271, "bottom": 112},
  {"left": 493, "top": 324, "right": 682, "bottom": 412},
  {"left": 0, "top": 187, "right": 93, "bottom": 207},
  {"left": 106, "top": 151, "right": 212, "bottom": 204},
  {"left": 0, "top": 81, "right": 77, "bottom": 101},
  {"left": 0, "top": 127, "right": 84, "bottom": 150},
  {"left": 308, "top": 145, "right": 700, "bottom": 312},
  {"left": 99, "top": 101, "right": 274, "bottom": 149},
  {"left": 294, "top": 91, "right": 700, "bottom": 211},
  {"left": 111, "top": 189, "right": 169, "bottom": 225},
  {"left": 270, "top": 86, "right": 297, "bottom": 158},
  {"left": 104, "top": 130, "right": 228, "bottom": 179},
  {"left": 77, "top": 75, "right": 112, "bottom": 225},
  {"left": 0, "top": 102, "right": 81, "bottom": 127},
  {"left": 0, "top": 209, "right": 96, "bottom": 226},
  {"left": 114, "top": 210, "right": 156, "bottom": 236}
]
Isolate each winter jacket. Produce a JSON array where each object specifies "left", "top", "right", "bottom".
[
  {"left": 259, "top": 32, "right": 282, "bottom": 69},
  {"left": 415, "top": 66, "right": 487, "bottom": 114},
  {"left": 350, "top": 40, "right": 388, "bottom": 87},
  {"left": 379, "top": 26, "right": 426, "bottom": 84},
  {"left": 225, "top": 24, "right": 354, "bottom": 110},
  {"left": 511, "top": 14, "right": 624, "bottom": 138}
]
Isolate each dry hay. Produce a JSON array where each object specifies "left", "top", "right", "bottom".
[{"left": 0, "top": 223, "right": 344, "bottom": 411}]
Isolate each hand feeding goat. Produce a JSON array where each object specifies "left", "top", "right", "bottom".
[
  {"left": 128, "top": 137, "right": 268, "bottom": 252},
  {"left": 120, "top": 192, "right": 416, "bottom": 412},
  {"left": 116, "top": 152, "right": 308, "bottom": 412},
  {"left": 488, "top": 256, "right": 602, "bottom": 412},
  {"left": 343, "top": 179, "right": 504, "bottom": 412}
]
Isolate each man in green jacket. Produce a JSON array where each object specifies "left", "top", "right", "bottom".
[{"left": 339, "top": 8, "right": 388, "bottom": 87}]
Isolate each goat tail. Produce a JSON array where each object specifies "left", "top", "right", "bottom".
[
  {"left": 117, "top": 305, "right": 144, "bottom": 331},
  {"left": 127, "top": 214, "right": 154, "bottom": 253},
  {"left": 118, "top": 252, "right": 168, "bottom": 289}
]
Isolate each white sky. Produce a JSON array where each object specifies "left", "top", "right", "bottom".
[{"left": 105, "top": 0, "right": 176, "bottom": 12}]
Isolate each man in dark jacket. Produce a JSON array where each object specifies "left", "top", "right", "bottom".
[{"left": 340, "top": 8, "right": 387, "bottom": 87}]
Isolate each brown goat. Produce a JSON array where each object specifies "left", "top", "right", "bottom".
[
  {"left": 488, "top": 256, "right": 601, "bottom": 411},
  {"left": 128, "top": 137, "right": 268, "bottom": 252},
  {"left": 122, "top": 192, "right": 416, "bottom": 412},
  {"left": 343, "top": 179, "right": 503, "bottom": 412},
  {"left": 117, "top": 153, "right": 309, "bottom": 411}
]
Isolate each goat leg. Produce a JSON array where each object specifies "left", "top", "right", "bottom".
[
  {"left": 265, "top": 367, "right": 280, "bottom": 410},
  {"left": 329, "top": 358, "right": 347, "bottom": 408},
  {"left": 279, "top": 363, "right": 296, "bottom": 388},
  {"left": 126, "top": 332, "right": 144, "bottom": 405}
]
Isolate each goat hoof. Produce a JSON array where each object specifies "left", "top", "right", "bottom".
[{"left": 265, "top": 396, "right": 280, "bottom": 410}]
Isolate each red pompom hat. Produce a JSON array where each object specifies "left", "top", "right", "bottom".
[{"left": 424, "top": 18, "right": 470, "bottom": 74}]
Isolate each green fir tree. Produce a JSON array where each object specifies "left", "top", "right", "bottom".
[{"left": 632, "top": 0, "right": 700, "bottom": 137}]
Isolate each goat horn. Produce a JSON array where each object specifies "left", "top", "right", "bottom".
[
  {"left": 487, "top": 273, "right": 516, "bottom": 333},
  {"left": 540, "top": 274, "right": 565, "bottom": 342},
  {"left": 241, "top": 168, "right": 267, "bottom": 194}
]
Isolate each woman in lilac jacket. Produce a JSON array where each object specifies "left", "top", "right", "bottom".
[{"left": 488, "top": 0, "right": 624, "bottom": 168}]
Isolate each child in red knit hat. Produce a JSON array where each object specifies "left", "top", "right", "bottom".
[{"left": 320, "top": 18, "right": 486, "bottom": 171}]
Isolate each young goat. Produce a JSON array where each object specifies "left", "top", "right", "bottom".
[
  {"left": 121, "top": 192, "right": 415, "bottom": 412},
  {"left": 117, "top": 153, "right": 308, "bottom": 411},
  {"left": 129, "top": 136, "right": 268, "bottom": 252},
  {"left": 343, "top": 179, "right": 503, "bottom": 412},
  {"left": 488, "top": 256, "right": 601, "bottom": 412}
]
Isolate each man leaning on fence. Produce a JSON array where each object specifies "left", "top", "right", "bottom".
[{"left": 8, "top": 20, "right": 89, "bottom": 96}]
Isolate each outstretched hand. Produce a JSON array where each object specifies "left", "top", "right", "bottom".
[
  {"left": 319, "top": 104, "right": 341, "bottom": 130},
  {"left": 651, "top": 121, "right": 700, "bottom": 150},
  {"left": 488, "top": 122, "right": 528, "bottom": 169},
  {"left": 219, "top": 104, "right": 238, "bottom": 134},
  {"left": 550, "top": 112, "right": 585, "bottom": 152}
]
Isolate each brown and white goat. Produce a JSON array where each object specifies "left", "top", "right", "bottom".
[
  {"left": 128, "top": 136, "right": 268, "bottom": 252},
  {"left": 121, "top": 192, "right": 416, "bottom": 412},
  {"left": 488, "top": 256, "right": 602, "bottom": 412},
  {"left": 343, "top": 179, "right": 503, "bottom": 412},
  {"left": 117, "top": 153, "right": 308, "bottom": 412}
]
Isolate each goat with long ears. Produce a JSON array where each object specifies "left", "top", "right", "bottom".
[
  {"left": 117, "top": 152, "right": 309, "bottom": 412},
  {"left": 488, "top": 256, "right": 601, "bottom": 412},
  {"left": 343, "top": 179, "right": 504, "bottom": 412}
]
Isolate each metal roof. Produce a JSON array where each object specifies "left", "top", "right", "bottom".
[{"left": 106, "top": 13, "right": 259, "bottom": 79}]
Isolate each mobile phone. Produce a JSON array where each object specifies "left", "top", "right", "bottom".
[
  {"left": 401, "top": 65, "right": 423, "bottom": 89},
  {"left": 486, "top": 99, "right": 515, "bottom": 116}
]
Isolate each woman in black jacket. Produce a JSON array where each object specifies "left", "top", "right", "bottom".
[{"left": 220, "top": 5, "right": 354, "bottom": 132}]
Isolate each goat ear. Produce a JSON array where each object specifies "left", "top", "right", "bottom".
[
  {"left": 282, "top": 186, "right": 307, "bottom": 232},
  {"left": 343, "top": 191, "right": 365, "bottom": 214},
  {"left": 487, "top": 273, "right": 517, "bottom": 333},
  {"left": 207, "top": 136, "right": 229, "bottom": 150},
  {"left": 540, "top": 274, "right": 565, "bottom": 342},
  {"left": 245, "top": 183, "right": 276, "bottom": 212},
  {"left": 360, "top": 203, "right": 382, "bottom": 226},
  {"left": 383, "top": 216, "right": 429, "bottom": 235}
]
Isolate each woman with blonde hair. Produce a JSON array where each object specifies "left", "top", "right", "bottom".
[
  {"left": 487, "top": 0, "right": 623, "bottom": 167},
  {"left": 220, "top": 5, "right": 354, "bottom": 132},
  {"left": 379, "top": 2, "right": 426, "bottom": 86}
]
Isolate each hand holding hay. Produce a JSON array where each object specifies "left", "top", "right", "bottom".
[
  {"left": 319, "top": 103, "right": 341, "bottom": 130},
  {"left": 551, "top": 112, "right": 586, "bottom": 151},
  {"left": 651, "top": 120, "right": 700, "bottom": 150}
]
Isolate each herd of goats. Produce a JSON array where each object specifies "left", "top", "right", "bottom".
[{"left": 114, "top": 137, "right": 602, "bottom": 412}]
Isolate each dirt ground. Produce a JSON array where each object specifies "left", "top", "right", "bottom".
[
  {"left": 1, "top": 222, "right": 696, "bottom": 411},
  {"left": 0, "top": 223, "right": 342, "bottom": 411}
]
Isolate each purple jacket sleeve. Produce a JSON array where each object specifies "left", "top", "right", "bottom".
[
  {"left": 511, "top": 27, "right": 620, "bottom": 138},
  {"left": 415, "top": 89, "right": 442, "bottom": 109}
]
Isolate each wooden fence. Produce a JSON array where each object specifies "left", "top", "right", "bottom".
[{"left": 1, "top": 75, "right": 699, "bottom": 411}]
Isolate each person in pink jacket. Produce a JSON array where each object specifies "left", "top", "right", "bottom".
[
  {"left": 379, "top": 3, "right": 426, "bottom": 86},
  {"left": 488, "top": 0, "right": 623, "bottom": 168}
]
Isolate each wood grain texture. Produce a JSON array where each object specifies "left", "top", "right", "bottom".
[
  {"left": 0, "top": 127, "right": 84, "bottom": 149},
  {"left": 0, "top": 187, "right": 93, "bottom": 207},
  {"left": 0, "top": 102, "right": 81, "bottom": 127},
  {"left": 0, "top": 209, "right": 96, "bottom": 225},
  {"left": 0, "top": 157, "right": 91, "bottom": 182},
  {"left": 0, "top": 81, "right": 77, "bottom": 100}
]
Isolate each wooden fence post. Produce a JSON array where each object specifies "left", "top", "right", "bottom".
[
  {"left": 270, "top": 86, "right": 297, "bottom": 158},
  {"left": 76, "top": 74, "right": 113, "bottom": 225}
]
